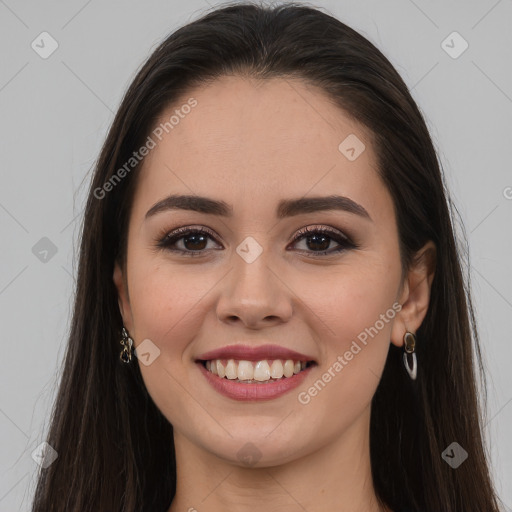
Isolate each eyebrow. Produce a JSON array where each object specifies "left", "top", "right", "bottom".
[{"left": 145, "top": 194, "right": 372, "bottom": 221}]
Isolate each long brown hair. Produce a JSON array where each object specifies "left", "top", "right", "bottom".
[{"left": 31, "top": 3, "right": 502, "bottom": 511}]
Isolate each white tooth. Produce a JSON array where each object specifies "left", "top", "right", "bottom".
[
  {"left": 301, "top": 361, "right": 307, "bottom": 370},
  {"left": 225, "top": 359, "right": 238, "bottom": 379},
  {"left": 216, "top": 360, "right": 226, "bottom": 378},
  {"left": 293, "top": 361, "right": 301, "bottom": 374},
  {"left": 237, "top": 360, "right": 254, "bottom": 380},
  {"left": 270, "top": 360, "right": 284, "bottom": 379},
  {"left": 283, "top": 359, "right": 294, "bottom": 378},
  {"left": 205, "top": 360, "right": 211, "bottom": 371},
  {"left": 254, "top": 360, "right": 271, "bottom": 381},
  {"left": 210, "top": 360, "right": 218, "bottom": 375}
]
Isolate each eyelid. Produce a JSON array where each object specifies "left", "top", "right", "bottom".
[
  {"left": 156, "top": 225, "right": 220, "bottom": 248},
  {"left": 291, "top": 224, "right": 352, "bottom": 243},
  {"left": 159, "top": 224, "right": 352, "bottom": 242}
]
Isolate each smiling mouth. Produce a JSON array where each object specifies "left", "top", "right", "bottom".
[{"left": 199, "top": 358, "right": 316, "bottom": 383}]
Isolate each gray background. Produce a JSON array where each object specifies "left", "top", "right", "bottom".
[{"left": 0, "top": 0, "right": 511, "bottom": 510}]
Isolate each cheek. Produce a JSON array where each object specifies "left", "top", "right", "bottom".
[
  {"left": 308, "top": 265, "right": 399, "bottom": 345},
  {"left": 125, "top": 260, "right": 214, "bottom": 419},
  {"left": 299, "top": 287, "right": 396, "bottom": 422},
  {"left": 300, "top": 262, "right": 399, "bottom": 399},
  {"left": 127, "top": 257, "right": 212, "bottom": 350}
]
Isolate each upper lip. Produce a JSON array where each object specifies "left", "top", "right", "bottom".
[{"left": 196, "top": 344, "right": 316, "bottom": 362}]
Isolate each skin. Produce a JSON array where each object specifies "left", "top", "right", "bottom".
[{"left": 113, "top": 75, "right": 436, "bottom": 512}]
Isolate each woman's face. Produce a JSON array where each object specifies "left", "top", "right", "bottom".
[{"left": 114, "top": 75, "right": 422, "bottom": 466}]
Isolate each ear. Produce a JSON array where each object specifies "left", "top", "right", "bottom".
[
  {"left": 390, "top": 240, "right": 436, "bottom": 348},
  {"left": 113, "top": 259, "right": 134, "bottom": 333}
]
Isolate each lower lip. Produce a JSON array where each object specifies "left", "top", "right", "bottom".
[{"left": 197, "top": 362, "right": 314, "bottom": 401}]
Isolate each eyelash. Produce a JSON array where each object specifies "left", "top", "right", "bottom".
[{"left": 154, "top": 225, "right": 359, "bottom": 258}]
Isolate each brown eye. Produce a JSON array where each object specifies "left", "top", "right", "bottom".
[
  {"left": 178, "top": 232, "right": 208, "bottom": 251},
  {"left": 156, "top": 226, "right": 221, "bottom": 256},
  {"left": 291, "top": 226, "right": 357, "bottom": 256}
]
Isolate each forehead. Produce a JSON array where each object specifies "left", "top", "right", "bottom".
[{"left": 132, "top": 75, "right": 389, "bottom": 222}]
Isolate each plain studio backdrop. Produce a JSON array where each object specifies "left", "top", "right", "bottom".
[{"left": 0, "top": 0, "right": 511, "bottom": 510}]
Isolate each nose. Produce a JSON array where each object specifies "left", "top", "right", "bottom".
[{"left": 216, "top": 251, "right": 293, "bottom": 329}]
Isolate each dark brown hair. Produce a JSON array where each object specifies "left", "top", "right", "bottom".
[{"left": 31, "top": 2, "right": 502, "bottom": 511}]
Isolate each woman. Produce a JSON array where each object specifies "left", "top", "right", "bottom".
[{"left": 31, "top": 2, "right": 503, "bottom": 511}]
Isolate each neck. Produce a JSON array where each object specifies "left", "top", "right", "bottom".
[{"left": 168, "top": 406, "right": 389, "bottom": 512}]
